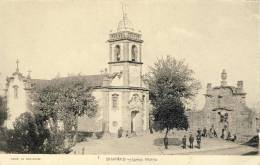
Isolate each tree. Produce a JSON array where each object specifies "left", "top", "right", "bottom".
[
  {"left": 32, "top": 80, "right": 97, "bottom": 143},
  {"left": 144, "top": 56, "right": 201, "bottom": 138},
  {"left": 56, "top": 81, "right": 97, "bottom": 143},
  {"left": 0, "top": 96, "right": 7, "bottom": 127}
]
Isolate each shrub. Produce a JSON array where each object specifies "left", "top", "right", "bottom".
[
  {"left": 6, "top": 112, "right": 39, "bottom": 153},
  {"left": 0, "top": 127, "right": 7, "bottom": 151},
  {"left": 5, "top": 112, "right": 71, "bottom": 154},
  {"left": 41, "top": 130, "right": 66, "bottom": 154}
]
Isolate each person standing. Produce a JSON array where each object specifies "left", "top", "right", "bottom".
[
  {"left": 164, "top": 136, "right": 169, "bottom": 149},
  {"left": 213, "top": 129, "right": 218, "bottom": 138},
  {"left": 209, "top": 127, "right": 213, "bottom": 138},
  {"left": 231, "top": 134, "right": 236, "bottom": 142},
  {"left": 196, "top": 134, "right": 201, "bottom": 149},
  {"left": 220, "top": 129, "right": 225, "bottom": 139},
  {"left": 182, "top": 135, "right": 187, "bottom": 149},
  {"left": 189, "top": 134, "right": 194, "bottom": 149},
  {"left": 203, "top": 128, "right": 207, "bottom": 137},
  {"left": 197, "top": 128, "right": 202, "bottom": 136},
  {"left": 118, "top": 127, "right": 123, "bottom": 138}
]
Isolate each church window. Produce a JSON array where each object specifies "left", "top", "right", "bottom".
[
  {"left": 112, "top": 94, "right": 119, "bottom": 109},
  {"left": 13, "top": 85, "right": 18, "bottom": 99},
  {"left": 114, "top": 45, "right": 121, "bottom": 62},
  {"left": 131, "top": 45, "right": 138, "bottom": 62}
]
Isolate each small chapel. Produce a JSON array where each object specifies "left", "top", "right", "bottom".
[{"left": 1, "top": 9, "right": 150, "bottom": 135}]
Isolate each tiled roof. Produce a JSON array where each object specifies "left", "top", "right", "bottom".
[
  {"left": 30, "top": 79, "right": 51, "bottom": 90},
  {"left": 31, "top": 74, "right": 106, "bottom": 90},
  {"left": 52, "top": 75, "right": 106, "bottom": 87}
]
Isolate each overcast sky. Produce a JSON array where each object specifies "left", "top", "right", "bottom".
[{"left": 0, "top": 0, "right": 259, "bottom": 109}]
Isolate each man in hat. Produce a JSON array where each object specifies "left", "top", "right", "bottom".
[
  {"left": 182, "top": 135, "right": 187, "bottom": 149},
  {"left": 196, "top": 134, "right": 201, "bottom": 149},
  {"left": 189, "top": 134, "right": 194, "bottom": 149}
]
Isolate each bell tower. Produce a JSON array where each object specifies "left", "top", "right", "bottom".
[{"left": 107, "top": 5, "right": 144, "bottom": 88}]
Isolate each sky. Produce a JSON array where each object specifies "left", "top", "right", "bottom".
[{"left": 0, "top": 0, "right": 259, "bottom": 109}]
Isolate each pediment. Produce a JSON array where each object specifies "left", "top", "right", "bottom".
[{"left": 128, "top": 94, "right": 143, "bottom": 111}]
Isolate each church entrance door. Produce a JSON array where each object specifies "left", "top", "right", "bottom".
[{"left": 131, "top": 111, "right": 138, "bottom": 133}]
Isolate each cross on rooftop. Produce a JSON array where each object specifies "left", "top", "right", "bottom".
[{"left": 16, "top": 59, "right": 20, "bottom": 72}]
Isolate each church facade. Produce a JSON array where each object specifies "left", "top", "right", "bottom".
[{"left": 2, "top": 11, "right": 150, "bottom": 134}]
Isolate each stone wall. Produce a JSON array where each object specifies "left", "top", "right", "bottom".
[{"left": 188, "top": 70, "right": 257, "bottom": 142}]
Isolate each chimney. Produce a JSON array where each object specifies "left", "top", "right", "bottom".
[
  {"left": 104, "top": 68, "right": 108, "bottom": 74},
  {"left": 206, "top": 83, "right": 212, "bottom": 94},
  {"left": 27, "top": 70, "right": 31, "bottom": 79}
]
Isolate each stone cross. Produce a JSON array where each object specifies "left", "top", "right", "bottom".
[{"left": 16, "top": 59, "right": 20, "bottom": 72}]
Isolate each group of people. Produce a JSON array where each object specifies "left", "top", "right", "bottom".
[
  {"left": 202, "top": 127, "right": 218, "bottom": 138},
  {"left": 180, "top": 126, "right": 237, "bottom": 150},
  {"left": 118, "top": 127, "right": 137, "bottom": 138},
  {"left": 181, "top": 129, "right": 202, "bottom": 149},
  {"left": 163, "top": 129, "right": 202, "bottom": 150}
]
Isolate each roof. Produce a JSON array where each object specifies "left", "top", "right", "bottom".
[
  {"left": 30, "top": 79, "right": 51, "bottom": 90},
  {"left": 31, "top": 74, "right": 106, "bottom": 90},
  {"left": 117, "top": 15, "right": 134, "bottom": 32},
  {"left": 52, "top": 75, "right": 106, "bottom": 87},
  {"left": 117, "top": 6, "right": 134, "bottom": 32}
]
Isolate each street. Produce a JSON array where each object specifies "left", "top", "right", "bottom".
[{"left": 71, "top": 132, "right": 258, "bottom": 155}]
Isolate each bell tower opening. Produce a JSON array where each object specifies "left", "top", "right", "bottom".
[
  {"left": 114, "top": 45, "right": 121, "bottom": 62},
  {"left": 131, "top": 45, "right": 138, "bottom": 62}
]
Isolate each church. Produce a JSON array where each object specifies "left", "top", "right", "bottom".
[
  {"left": 2, "top": 10, "right": 150, "bottom": 135},
  {"left": 2, "top": 7, "right": 259, "bottom": 142}
]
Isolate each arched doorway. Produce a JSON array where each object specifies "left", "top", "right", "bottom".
[{"left": 129, "top": 94, "right": 144, "bottom": 133}]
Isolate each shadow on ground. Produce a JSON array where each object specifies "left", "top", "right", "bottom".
[
  {"left": 153, "top": 138, "right": 182, "bottom": 146},
  {"left": 241, "top": 135, "right": 259, "bottom": 155},
  {"left": 242, "top": 135, "right": 259, "bottom": 148},
  {"left": 242, "top": 151, "right": 258, "bottom": 155}
]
